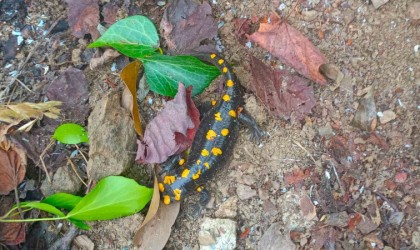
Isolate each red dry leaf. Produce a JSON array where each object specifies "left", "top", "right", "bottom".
[
  {"left": 284, "top": 168, "right": 310, "bottom": 187},
  {"left": 348, "top": 213, "right": 362, "bottom": 230},
  {"left": 366, "top": 132, "right": 389, "bottom": 151},
  {"left": 0, "top": 197, "right": 26, "bottom": 245},
  {"left": 239, "top": 227, "right": 251, "bottom": 239},
  {"left": 328, "top": 136, "right": 351, "bottom": 167},
  {"left": 0, "top": 139, "right": 26, "bottom": 195},
  {"left": 234, "top": 18, "right": 252, "bottom": 42},
  {"left": 249, "top": 55, "right": 316, "bottom": 123},
  {"left": 136, "top": 84, "right": 200, "bottom": 163},
  {"left": 248, "top": 20, "right": 327, "bottom": 85},
  {"left": 395, "top": 172, "right": 408, "bottom": 183},
  {"left": 65, "top": 0, "right": 100, "bottom": 39},
  {"left": 160, "top": 0, "right": 217, "bottom": 54}
]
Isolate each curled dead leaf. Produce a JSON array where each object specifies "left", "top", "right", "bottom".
[
  {"left": 0, "top": 138, "right": 26, "bottom": 195},
  {"left": 351, "top": 87, "right": 377, "bottom": 131}
]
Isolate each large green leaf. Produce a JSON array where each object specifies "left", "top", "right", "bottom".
[
  {"left": 42, "top": 193, "right": 83, "bottom": 211},
  {"left": 20, "top": 202, "right": 66, "bottom": 218},
  {"left": 141, "top": 54, "right": 220, "bottom": 97},
  {"left": 67, "top": 176, "right": 153, "bottom": 221},
  {"left": 88, "top": 15, "right": 159, "bottom": 58},
  {"left": 53, "top": 123, "right": 89, "bottom": 144}
]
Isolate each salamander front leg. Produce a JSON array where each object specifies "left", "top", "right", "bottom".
[{"left": 238, "top": 110, "right": 267, "bottom": 142}]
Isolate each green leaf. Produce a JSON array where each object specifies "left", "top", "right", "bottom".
[
  {"left": 141, "top": 54, "right": 220, "bottom": 97},
  {"left": 53, "top": 123, "right": 89, "bottom": 144},
  {"left": 42, "top": 193, "right": 83, "bottom": 211},
  {"left": 20, "top": 202, "right": 66, "bottom": 218},
  {"left": 67, "top": 176, "right": 153, "bottom": 221},
  {"left": 88, "top": 15, "right": 159, "bottom": 58},
  {"left": 68, "top": 218, "right": 91, "bottom": 230}
]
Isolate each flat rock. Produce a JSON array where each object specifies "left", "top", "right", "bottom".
[
  {"left": 87, "top": 91, "right": 137, "bottom": 181},
  {"left": 236, "top": 183, "right": 257, "bottom": 200},
  {"left": 199, "top": 218, "right": 236, "bottom": 250},
  {"left": 215, "top": 197, "right": 238, "bottom": 219},
  {"left": 379, "top": 109, "right": 396, "bottom": 124},
  {"left": 371, "top": 0, "right": 389, "bottom": 9},
  {"left": 41, "top": 166, "right": 83, "bottom": 197},
  {"left": 73, "top": 235, "right": 94, "bottom": 250},
  {"left": 258, "top": 222, "right": 296, "bottom": 250}
]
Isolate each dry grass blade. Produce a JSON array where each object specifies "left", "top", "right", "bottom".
[{"left": 0, "top": 101, "right": 62, "bottom": 130}]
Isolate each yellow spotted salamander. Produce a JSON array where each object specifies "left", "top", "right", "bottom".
[{"left": 159, "top": 54, "right": 264, "bottom": 209}]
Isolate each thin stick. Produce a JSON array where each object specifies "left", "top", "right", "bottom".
[
  {"left": 331, "top": 161, "right": 345, "bottom": 194},
  {"left": 373, "top": 190, "right": 399, "bottom": 212},
  {"left": 39, "top": 140, "right": 55, "bottom": 183},
  {"left": 75, "top": 144, "right": 88, "bottom": 164},
  {"left": 14, "top": 187, "right": 24, "bottom": 219},
  {"left": 15, "top": 78, "right": 34, "bottom": 93},
  {"left": 292, "top": 139, "right": 321, "bottom": 167},
  {"left": 67, "top": 157, "right": 88, "bottom": 187}
]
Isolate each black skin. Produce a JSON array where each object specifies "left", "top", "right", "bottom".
[{"left": 158, "top": 54, "right": 266, "bottom": 217}]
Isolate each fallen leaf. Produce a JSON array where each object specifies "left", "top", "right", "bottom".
[
  {"left": 309, "top": 227, "right": 328, "bottom": 250},
  {"left": 284, "top": 168, "right": 310, "bottom": 187},
  {"left": 395, "top": 172, "right": 408, "bottom": 183},
  {"left": 328, "top": 136, "right": 351, "bottom": 167},
  {"left": 365, "top": 132, "right": 389, "bottom": 151},
  {"left": 258, "top": 222, "right": 296, "bottom": 250},
  {"left": 65, "top": 0, "right": 100, "bottom": 39},
  {"left": 0, "top": 197, "right": 26, "bottom": 245},
  {"left": 248, "top": 20, "right": 328, "bottom": 85},
  {"left": 348, "top": 213, "right": 362, "bottom": 230},
  {"left": 249, "top": 55, "right": 316, "bottom": 123},
  {"left": 233, "top": 18, "right": 252, "bottom": 43},
  {"left": 120, "top": 60, "right": 144, "bottom": 137},
  {"left": 351, "top": 87, "right": 377, "bottom": 132},
  {"left": 300, "top": 194, "right": 316, "bottom": 221},
  {"left": 0, "top": 138, "right": 26, "bottom": 195},
  {"left": 134, "top": 176, "right": 180, "bottom": 249},
  {"left": 160, "top": 0, "right": 217, "bottom": 54},
  {"left": 102, "top": 2, "right": 118, "bottom": 24},
  {"left": 323, "top": 211, "right": 349, "bottom": 228},
  {"left": 89, "top": 49, "right": 120, "bottom": 70},
  {"left": 136, "top": 83, "right": 199, "bottom": 164},
  {"left": 356, "top": 215, "right": 378, "bottom": 234}
]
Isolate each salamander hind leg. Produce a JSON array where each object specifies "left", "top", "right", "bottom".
[
  {"left": 238, "top": 110, "right": 267, "bottom": 143},
  {"left": 189, "top": 186, "right": 211, "bottom": 218}
]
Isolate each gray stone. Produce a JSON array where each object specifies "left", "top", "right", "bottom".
[
  {"left": 215, "top": 197, "right": 238, "bottom": 219},
  {"left": 258, "top": 222, "right": 296, "bottom": 250},
  {"left": 236, "top": 183, "right": 257, "bottom": 200},
  {"left": 318, "top": 124, "right": 334, "bottom": 139},
  {"left": 199, "top": 218, "right": 236, "bottom": 250},
  {"left": 371, "top": 0, "right": 389, "bottom": 9},
  {"left": 72, "top": 235, "right": 94, "bottom": 250},
  {"left": 41, "top": 166, "right": 82, "bottom": 197},
  {"left": 389, "top": 212, "right": 404, "bottom": 226}
]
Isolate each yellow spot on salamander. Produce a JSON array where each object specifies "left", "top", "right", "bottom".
[
  {"left": 215, "top": 112, "right": 222, "bottom": 121},
  {"left": 211, "top": 99, "right": 217, "bottom": 106},
  {"left": 210, "top": 54, "right": 217, "bottom": 59},
  {"left": 201, "top": 149, "right": 209, "bottom": 156},
  {"left": 223, "top": 67, "right": 228, "bottom": 73},
  {"left": 163, "top": 195, "right": 171, "bottom": 205},
  {"left": 222, "top": 94, "right": 231, "bottom": 102},
  {"left": 206, "top": 130, "right": 217, "bottom": 140},
  {"left": 158, "top": 183, "right": 165, "bottom": 192},
  {"left": 228, "top": 110, "right": 237, "bottom": 117},
  {"left": 196, "top": 186, "right": 203, "bottom": 192},
  {"left": 173, "top": 189, "right": 182, "bottom": 201},
  {"left": 226, "top": 79, "right": 234, "bottom": 87},
  {"left": 218, "top": 59, "right": 224, "bottom": 65},
  {"left": 192, "top": 170, "right": 201, "bottom": 180},
  {"left": 196, "top": 159, "right": 201, "bottom": 165},
  {"left": 178, "top": 158, "right": 185, "bottom": 165},
  {"left": 211, "top": 147, "right": 223, "bottom": 156},
  {"left": 221, "top": 128, "right": 229, "bottom": 136},
  {"left": 204, "top": 162, "right": 210, "bottom": 169},
  {"left": 181, "top": 169, "right": 190, "bottom": 178},
  {"left": 163, "top": 175, "right": 175, "bottom": 184}
]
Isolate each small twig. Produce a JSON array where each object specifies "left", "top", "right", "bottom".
[
  {"left": 14, "top": 187, "right": 24, "bottom": 219},
  {"left": 330, "top": 161, "right": 345, "bottom": 194},
  {"left": 373, "top": 190, "right": 400, "bottom": 212},
  {"left": 15, "top": 78, "right": 34, "bottom": 93},
  {"left": 39, "top": 140, "right": 55, "bottom": 183},
  {"left": 49, "top": 225, "right": 79, "bottom": 250},
  {"left": 74, "top": 144, "right": 88, "bottom": 165},
  {"left": 66, "top": 157, "right": 88, "bottom": 188},
  {"left": 292, "top": 139, "right": 321, "bottom": 167}
]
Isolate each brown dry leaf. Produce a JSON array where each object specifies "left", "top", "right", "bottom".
[
  {"left": 102, "top": 2, "right": 118, "bottom": 25},
  {"left": 89, "top": 49, "right": 121, "bottom": 70},
  {"left": 65, "top": 0, "right": 100, "bottom": 39},
  {"left": 250, "top": 55, "right": 316, "bottom": 123},
  {"left": 120, "top": 60, "right": 144, "bottom": 137},
  {"left": 348, "top": 213, "right": 362, "bottom": 230},
  {"left": 0, "top": 197, "right": 26, "bottom": 245},
  {"left": 248, "top": 20, "right": 328, "bottom": 85},
  {"left": 160, "top": 0, "right": 217, "bottom": 54},
  {"left": 284, "top": 168, "right": 310, "bottom": 188},
  {"left": 0, "top": 138, "right": 26, "bottom": 195},
  {"left": 351, "top": 86, "right": 377, "bottom": 131},
  {"left": 0, "top": 101, "right": 61, "bottom": 132},
  {"left": 133, "top": 175, "right": 180, "bottom": 248},
  {"left": 300, "top": 194, "right": 316, "bottom": 221},
  {"left": 328, "top": 136, "right": 352, "bottom": 167}
]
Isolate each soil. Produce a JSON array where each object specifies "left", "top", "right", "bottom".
[{"left": 0, "top": 0, "right": 419, "bottom": 249}]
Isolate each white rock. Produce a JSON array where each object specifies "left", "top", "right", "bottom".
[
  {"left": 199, "top": 218, "right": 236, "bottom": 250},
  {"left": 379, "top": 109, "right": 396, "bottom": 124},
  {"left": 371, "top": 0, "right": 389, "bottom": 9}
]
